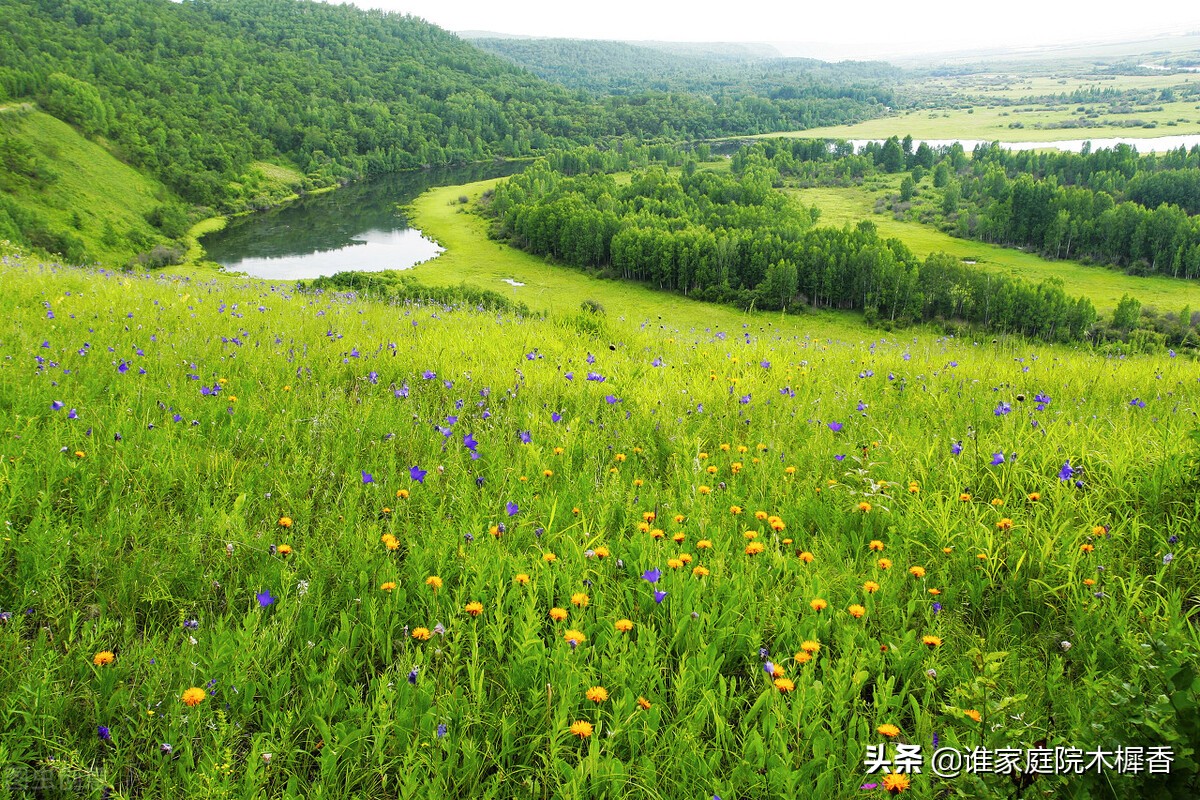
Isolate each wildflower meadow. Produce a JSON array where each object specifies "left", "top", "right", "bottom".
[{"left": 1, "top": 251, "right": 1198, "bottom": 799}]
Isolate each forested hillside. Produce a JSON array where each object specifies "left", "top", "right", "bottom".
[
  {"left": 0, "top": 0, "right": 890, "bottom": 216},
  {"left": 471, "top": 36, "right": 897, "bottom": 108}
]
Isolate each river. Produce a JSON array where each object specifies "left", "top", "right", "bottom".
[{"left": 202, "top": 161, "right": 524, "bottom": 280}]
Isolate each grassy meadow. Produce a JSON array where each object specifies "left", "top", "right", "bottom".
[
  {"left": 1, "top": 240, "right": 1198, "bottom": 799},
  {"left": 755, "top": 101, "right": 1200, "bottom": 144},
  {"left": 788, "top": 183, "right": 1200, "bottom": 314}
]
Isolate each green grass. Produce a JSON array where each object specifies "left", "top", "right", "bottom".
[
  {"left": 921, "top": 72, "right": 1200, "bottom": 102},
  {"left": 755, "top": 100, "right": 1200, "bottom": 143},
  {"left": 407, "top": 179, "right": 864, "bottom": 336},
  {"left": 790, "top": 183, "right": 1200, "bottom": 313},
  {"left": 0, "top": 108, "right": 176, "bottom": 264},
  {"left": 1, "top": 243, "right": 1197, "bottom": 799}
]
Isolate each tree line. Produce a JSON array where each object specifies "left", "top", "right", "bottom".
[
  {"left": 485, "top": 153, "right": 1098, "bottom": 342},
  {"left": 743, "top": 137, "right": 1200, "bottom": 280}
]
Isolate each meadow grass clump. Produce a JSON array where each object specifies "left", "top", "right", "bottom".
[{"left": 0, "top": 252, "right": 1197, "bottom": 799}]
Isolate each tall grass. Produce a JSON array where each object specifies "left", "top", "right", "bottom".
[{"left": 0, "top": 248, "right": 1196, "bottom": 799}]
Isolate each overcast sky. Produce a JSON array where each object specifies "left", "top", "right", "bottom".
[{"left": 341, "top": 0, "right": 1200, "bottom": 60}]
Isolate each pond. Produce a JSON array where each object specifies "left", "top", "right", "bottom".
[{"left": 202, "top": 161, "right": 525, "bottom": 280}]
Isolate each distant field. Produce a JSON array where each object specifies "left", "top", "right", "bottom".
[
  {"left": 924, "top": 72, "right": 1200, "bottom": 101},
  {"left": 408, "top": 180, "right": 865, "bottom": 337},
  {"left": 789, "top": 184, "right": 1200, "bottom": 313},
  {"left": 755, "top": 100, "right": 1200, "bottom": 143}
]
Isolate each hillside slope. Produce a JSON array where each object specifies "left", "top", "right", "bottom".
[{"left": 0, "top": 105, "right": 176, "bottom": 265}]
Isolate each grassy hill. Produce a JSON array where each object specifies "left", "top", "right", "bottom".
[
  {"left": 0, "top": 249, "right": 1196, "bottom": 798},
  {"left": 0, "top": 105, "right": 175, "bottom": 265}
]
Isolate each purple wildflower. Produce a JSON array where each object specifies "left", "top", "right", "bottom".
[
  {"left": 1058, "top": 461, "right": 1075, "bottom": 481},
  {"left": 506, "top": 501, "right": 519, "bottom": 517},
  {"left": 654, "top": 590, "right": 668, "bottom": 604},
  {"left": 361, "top": 471, "right": 374, "bottom": 484},
  {"left": 828, "top": 421, "right": 843, "bottom": 432},
  {"left": 643, "top": 568, "right": 662, "bottom": 583},
  {"left": 256, "top": 590, "right": 276, "bottom": 608},
  {"left": 410, "top": 465, "right": 427, "bottom": 483}
]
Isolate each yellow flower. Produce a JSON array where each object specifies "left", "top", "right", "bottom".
[
  {"left": 667, "top": 558, "right": 683, "bottom": 570},
  {"left": 848, "top": 604, "right": 866, "bottom": 619},
  {"left": 678, "top": 553, "right": 693, "bottom": 564},
  {"left": 798, "top": 551, "right": 815, "bottom": 563},
  {"left": 614, "top": 453, "right": 626, "bottom": 462},
  {"left": 730, "top": 462, "right": 742, "bottom": 474},
  {"left": 181, "top": 687, "right": 207, "bottom": 707},
  {"left": 550, "top": 607, "right": 568, "bottom": 622},
  {"left": 672, "top": 532, "right": 686, "bottom": 543},
  {"left": 637, "top": 521, "right": 651, "bottom": 533},
  {"left": 782, "top": 538, "right": 793, "bottom": 546},
  {"left": 785, "top": 466, "right": 796, "bottom": 475},
  {"left": 93, "top": 651, "right": 115, "bottom": 667},
  {"left": 465, "top": 601, "right": 484, "bottom": 616},
  {"left": 996, "top": 518, "right": 1014, "bottom": 531},
  {"left": 1083, "top": 578, "right": 1096, "bottom": 586},
  {"left": 922, "top": 635, "right": 942, "bottom": 648},
  {"left": 908, "top": 482, "right": 920, "bottom": 494},
  {"left": 697, "top": 539, "right": 713, "bottom": 549},
  {"left": 877, "top": 723, "right": 900, "bottom": 738},
  {"left": 928, "top": 588, "right": 941, "bottom": 596},
  {"left": 637, "top": 696, "right": 652, "bottom": 710},
  {"left": 489, "top": 525, "right": 502, "bottom": 538},
  {"left": 425, "top": 575, "right": 443, "bottom": 590},
  {"left": 585, "top": 686, "right": 608, "bottom": 703},
  {"left": 810, "top": 598, "right": 827, "bottom": 612},
  {"left": 719, "top": 443, "right": 730, "bottom": 452},
  {"left": 396, "top": 489, "right": 409, "bottom": 499},
  {"left": 730, "top": 505, "right": 742, "bottom": 515},
  {"left": 1092, "top": 525, "right": 1107, "bottom": 536},
  {"left": 882, "top": 773, "right": 910, "bottom": 794},
  {"left": 615, "top": 619, "right": 633, "bottom": 632},
  {"left": 673, "top": 514, "right": 686, "bottom": 523},
  {"left": 707, "top": 465, "right": 719, "bottom": 474},
  {"left": 75, "top": 450, "right": 86, "bottom": 458},
  {"left": 801, "top": 640, "right": 821, "bottom": 654},
  {"left": 650, "top": 528, "right": 665, "bottom": 540},
  {"left": 698, "top": 452, "right": 709, "bottom": 460},
  {"left": 277, "top": 544, "right": 293, "bottom": 556},
  {"left": 543, "top": 469, "right": 554, "bottom": 477},
  {"left": 554, "top": 447, "right": 564, "bottom": 455},
  {"left": 959, "top": 493, "right": 972, "bottom": 502},
  {"left": 543, "top": 552, "right": 558, "bottom": 563},
  {"left": 964, "top": 709, "right": 982, "bottom": 723},
  {"left": 1027, "top": 492, "right": 1041, "bottom": 502},
  {"left": 737, "top": 445, "right": 748, "bottom": 454},
  {"left": 594, "top": 546, "right": 610, "bottom": 558},
  {"left": 744, "top": 541, "right": 765, "bottom": 555},
  {"left": 633, "top": 479, "right": 643, "bottom": 487},
  {"left": 514, "top": 573, "right": 530, "bottom": 585},
  {"left": 909, "top": 566, "right": 926, "bottom": 578},
  {"left": 869, "top": 540, "right": 885, "bottom": 551},
  {"left": 755, "top": 510, "right": 769, "bottom": 521},
  {"left": 774, "top": 677, "right": 795, "bottom": 692},
  {"left": 769, "top": 517, "right": 786, "bottom": 531},
  {"left": 1080, "top": 543, "right": 1095, "bottom": 553},
  {"left": 863, "top": 580, "right": 880, "bottom": 593},
  {"left": 877, "top": 558, "right": 892, "bottom": 570},
  {"left": 794, "top": 652, "right": 812, "bottom": 664},
  {"left": 770, "top": 662, "right": 784, "bottom": 677},
  {"left": 564, "top": 629, "right": 586, "bottom": 645},
  {"left": 698, "top": 485, "right": 711, "bottom": 495},
  {"left": 692, "top": 565, "right": 710, "bottom": 577},
  {"left": 569, "top": 720, "right": 593, "bottom": 738},
  {"left": 278, "top": 517, "right": 293, "bottom": 528},
  {"left": 381, "top": 534, "right": 399, "bottom": 550},
  {"left": 857, "top": 502, "right": 872, "bottom": 513},
  {"left": 571, "top": 592, "right": 589, "bottom": 607},
  {"left": 412, "top": 627, "right": 431, "bottom": 640},
  {"left": 743, "top": 530, "right": 758, "bottom": 540},
  {"left": 643, "top": 511, "right": 657, "bottom": 522},
  {"left": 381, "top": 582, "right": 397, "bottom": 592}
]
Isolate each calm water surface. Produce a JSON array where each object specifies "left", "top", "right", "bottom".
[{"left": 203, "top": 162, "right": 523, "bottom": 280}]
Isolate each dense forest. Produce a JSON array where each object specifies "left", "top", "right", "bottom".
[
  {"left": 0, "top": 0, "right": 889, "bottom": 215},
  {"left": 470, "top": 36, "right": 898, "bottom": 107},
  {"left": 484, "top": 151, "right": 1099, "bottom": 342},
  {"left": 748, "top": 137, "right": 1200, "bottom": 280}
]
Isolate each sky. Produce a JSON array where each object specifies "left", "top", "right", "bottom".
[{"left": 341, "top": 0, "right": 1200, "bottom": 60}]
